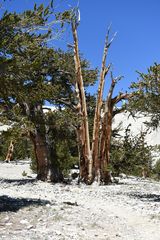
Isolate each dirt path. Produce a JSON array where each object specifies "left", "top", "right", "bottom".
[{"left": 0, "top": 161, "right": 160, "bottom": 239}]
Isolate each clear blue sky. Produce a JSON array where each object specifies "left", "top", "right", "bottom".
[{"left": 2, "top": 0, "right": 160, "bottom": 96}]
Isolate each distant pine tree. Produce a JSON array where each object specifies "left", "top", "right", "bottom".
[{"left": 129, "top": 63, "right": 160, "bottom": 129}]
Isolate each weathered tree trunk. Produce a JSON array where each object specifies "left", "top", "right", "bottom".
[
  {"left": 30, "top": 130, "right": 49, "bottom": 181},
  {"left": 30, "top": 128, "right": 63, "bottom": 182},
  {"left": 26, "top": 103, "right": 63, "bottom": 182},
  {"left": 100, "top": 105, "right": 113, "bottom": 184},
  {"left": 72, "top": 21, "right": 92, "bottom": 183},
  {"left": 100, "top": 76, "right": 133, "bottom": 184},
  {"left": 76, "top": 126, "right": 88, "bottom": 181},
  {"left": 71, "top": 18, "right": 133, "bottom": 185},
  {"left": 99, "top": 78, "right": 114, "bottom": 184},
  {"left": 74, "top": 78, "right": 88, "bottom": 181},
  {"left": 90, "top": 27, "right": 117, "bottom": 183},
  {"left": 47, "top": 138, "right": 64, "bottom": 182},
  {"left": 5, "top": 140, "right": 14, "bottom": 162},
  {"left": 92, "top": 31, "right": 111, "bottom": 182}
]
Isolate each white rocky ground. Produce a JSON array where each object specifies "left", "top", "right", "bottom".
[{"left": 0, "top": 160, "right": 160, "bottom": 240}]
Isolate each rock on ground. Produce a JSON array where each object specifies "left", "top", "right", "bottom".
[{"left": 0, "top": 160, "right": 160, "bottom": 240}]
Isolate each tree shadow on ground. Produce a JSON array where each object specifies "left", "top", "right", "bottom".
[
  {"left": 0, "top": 178, "right": 36, "bottom": 185},
  {"left": 0, "top": 195, "right": 50, "bottom": 212},
  {"left": 129, "top": 193, "right": 160, "bottom": 202},
  {"left": 0, "top": 178, "right": 72, "bottom": 187}
]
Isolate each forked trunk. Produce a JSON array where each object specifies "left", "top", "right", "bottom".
[
  {"left": 71, "top": 19, "right": 130, "bottom": 185},
  {"left": 92, "top": 27, "right": 114, "bottom": 182},
  {"left": 99, "top": 75, "right": 131, "bottom": 184},
  {"left": 92, "top": 62, "right": 110, "bottom": 181}
]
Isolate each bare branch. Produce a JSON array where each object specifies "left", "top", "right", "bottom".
[
  {"left": 54, "top": 98, "right": 77, "bottom": 111},
  {"left": 112, "top": 92, "right": 134, "bottom": 105},
  {"left": 107, "top": 31, "right": 117, "bottom": 48},
  {"left": 67, "top": 43, "right": 74, "bottom": 48},
  {"left": 107, "top": 71, "right": 117, "bottom": 101},
  {"left": 104, "top": 63, "right": 111, "bottom": 78},
  {"left": 24, "top": 19, "right": 63, "bottom": 33}
]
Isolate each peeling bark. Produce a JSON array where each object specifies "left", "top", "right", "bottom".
[
  {"left": 71, "top": 21, "right": 92, "bottom": 183},
  {"left": 71, "top": 18, "right": 133, "bottom": 185},
  {"left": 30, "top": 129, "right": 63, "bottom": 182},
  {"left": 23, "top": 103, "right": 63, "bottom": 183},
  {"left": 100, "top": 76, "right": 133, "bottom": 184},
  {"left": 91, "top": 27, "right": 116, "bottom": 183},
  {"left": 30, "top": 131, "right": 49, "bottom": 181},
  {"left": 92, "top": 31, "right": 111, "bottom": 182}
]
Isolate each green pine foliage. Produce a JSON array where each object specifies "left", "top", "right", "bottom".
[
  {"left": 0, "top": 129, "right": 35, "bottom": 161},
  {"left": 0, "top": 2, "right": 159, "bottom": 181},
  {"left": 110, "top": 125, "right": 153, "bottom": 177},
  {"left": 153, "top": 159, "right": 160, "bottom": 180},
  {"left": 129, "top": 63, "right": 160, "bottom": 129},
  {"left": 45, "top": 109, "right": 79, "bottom": 175},
  {"left": 0, "top": 3, "right": 97, "bottom": 177}
]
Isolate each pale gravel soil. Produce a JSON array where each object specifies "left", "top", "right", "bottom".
[{"left": 0, "top": 161, "right": 160, "bottom": 240}]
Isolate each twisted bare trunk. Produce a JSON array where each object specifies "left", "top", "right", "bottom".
[
  {"left": 99, "top": 76, "right": 115, "bottom": 184},
  {"left": 92, "top": 27, "right": 115, "bottom": 183},
  {"left": 72, "top": 21, "right": 92, "bottom": 183},
  {"left": 100, "top": 108, "right": 113, "bottom": 184},
  {"left": 92, "top": 34, "right": 111, "bottom": 182}
]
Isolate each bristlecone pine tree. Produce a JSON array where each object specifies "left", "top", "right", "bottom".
[
  {"left": 70, "top": 9, "right": 133, "bottom": 184},
  {"left": 0, "top": 4, "right": 65, "bottom": 182},
  {"left": 0, "top": 4, "right": 97, "bottom": 182}
]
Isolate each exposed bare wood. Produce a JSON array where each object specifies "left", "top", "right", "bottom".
[
  {"left": 71, "top": 20, "right": 92, "bottom": 183},
  {"left": 5, "top": 140, "right": 14, "bottom": 162},
  {"left": 99, "top": 75, "right": 134, "bottom": 184},
  {"left": 91, "top": 28, "right": 114, "bottom": 182},
  {"left": 112, "top": 92, "right": 133, "bottom": 105},
  {"left": 70, "top": 18, "right": 134, "bottom": 185},
  {"left": 99, "top": 75, "right": 116, "bottom": 183}
]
